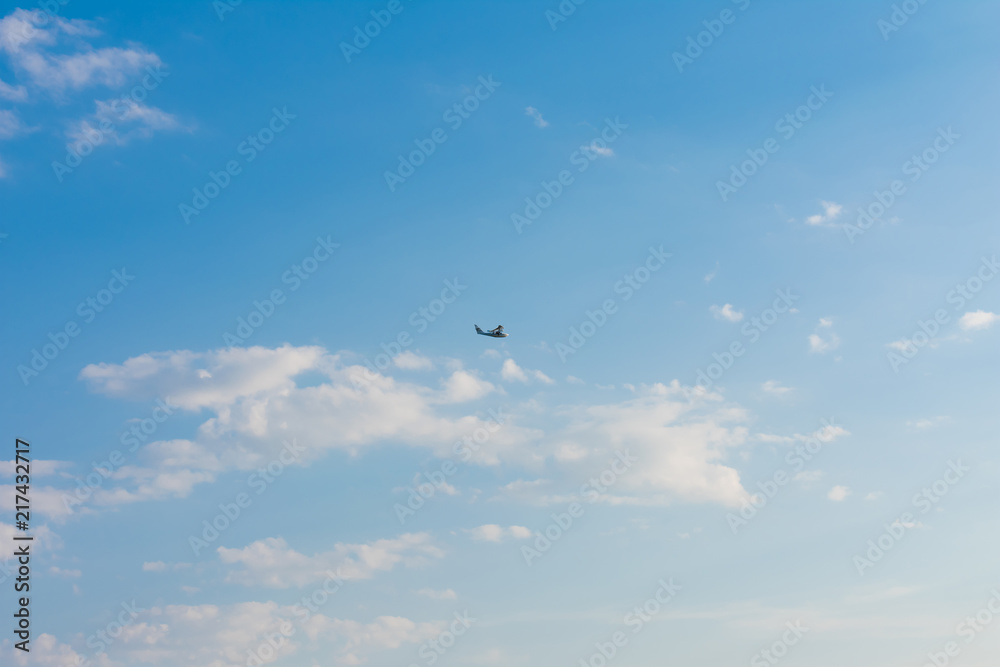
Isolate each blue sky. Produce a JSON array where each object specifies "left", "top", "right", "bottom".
[{"left": 1, "top": 1, "right": 999, "bottom": 665}]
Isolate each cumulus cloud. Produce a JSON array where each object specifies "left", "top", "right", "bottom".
[
  {"left": 394, "top": 351, "right": 434, "bottom": 370},
  {"left": 710, "top": 303, "right": 744, "bottom": 322},
  {"left": 465, "top": 524, "right": 532, "bottom": 543},
  {"left": 805, "top": 200, "right": 843, "bottom": 226},
  {"left": 218, "top": 533, "right": 443, "bottom": 588},
  {"left": 442, "top": 369, "right": 496, "bottom": 402},
  {"left": 0, "top": 459, "right": 69, "bottom": 477},
  {"left": 828, "top": 485, "right": 851, "bottom": 501},
  {"left": 302, "top": 613, "right": 447, "bottom": 665},
  {"left": 78, "top": 344, "right": 821, "bottom": 510},
  {"left": 9, "top": 605, "right": 448, "bottom": 667},
  {"left": 809, "top": 318, "right": 841, "bottom": 354},
  {"left": 959, "top": 310, "right": 999, "bottom": 331},
  {"left": 500, "top": 358, "right": 553, "bottom": 385},
  {"left": 7, "top": 633, "right": 106, "bottom": 667}
]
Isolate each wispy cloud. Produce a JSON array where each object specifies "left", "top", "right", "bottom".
[
  {"left": 581, "top": 140, "right": 613, "bottom": 157},
  {"left": 525, "top": 106, "right": 548, "bottom": 128},
  {"left": 761, "top": 380, "right": 792, "bottom": 395},
  {"left": 466, "top": 524, "right": 533, "bottom": 543},
  {"left": 704, "top": 262, "right": 719, "bottom": 283},
  {"left": 501, "top": 358, "right": 554, "bottom": 384}
]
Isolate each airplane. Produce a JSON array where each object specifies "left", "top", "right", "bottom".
[{"left": 475, "top": 324, "right": 509, "bottom": 338}]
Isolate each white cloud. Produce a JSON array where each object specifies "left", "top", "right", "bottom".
[
  {"left": 761, "top": 380, "right": 792, "bottom": 395},
  {"left": 442, "top": 369, "right": 496, "bottom": 402},
  {"left": 0, "top": 459, "right": 70, "bottom": 477},
  {"left": 0, "top": 108, "right": 32, "bottom": 138},
  {"left": 49, "top": 565, "right": 81, "bottom": 577},
  {"left": 394, "top": 351, "right": 434, "bottom": 370},
  {"left": 887, "top": 338, "right": 917, "bottom": 353},
  {"left": 865, "top": 491, "right": 884, "bottom": 501},
  {"left": 959, "top": 310, "right": 999, "bottom": 331},
  {"left": 0, "top": 9, "right": 161, "bottom": 94},
  {"left": 704, "top": 262, "right": 719, "bottom": 283},
  {"left": 303, "top": 613, "right": 447, "bottom": 665},
  {"left": 218, "top": 533, "right": 443, "bottom": 588},
  {"left": 828, "top": 485, "right": 851, "bottom": 501},
  {"left": 710, "top": 304, "right": 744, "bottom": 323},
  {"left": 466, "top": 524, "right": 532, "bottom": 543},
  {"left": 90, "top": 601, "right": 301, "bottom": 666},
  {"left": 0, "top": 78, "right": 26, "bottom": 101},
  {"left": 80, "top": 345, "right": 831, "bottom": 510},
  {"left": 6, "top": 633, "right": 105, "bottom": 667},
  {"left": 809, "top": 318, "right": 841, "bottom": 354},
  {"left": 0, "top": 484, "right": 76, "bottom": 520},
  {"left": 794, "top": 470, "right": 823, "bottom": 485},
  {"left": 805, "top": 200, "right": 843, "bottom": 226},
  {"left": 501, "top": 358, "right": 554, "bottom": 385},
  {"left": 907, "top": 416, "right": 949, "bottom": 430},
  {"left": 566, "top": 375, "right": 585, "bottom": 385},
  {"left": 415, "top": 588, "right": 457, "bottom": 600},
  {"left": 525, "top": 106, "right": 548, "bottom": 128},
  {"left": 142, "top": 561, "right": 190, "bottom": 572},
  {"left": 581, "top": 140, "right": 613, "bottom": 158},
  {"left": 66, "top": 98, "right": 181, "bottom": 151}
]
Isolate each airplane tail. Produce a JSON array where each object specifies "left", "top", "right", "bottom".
[{"left": 475, "top": 325, "right": 484, "bottom": 334}]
